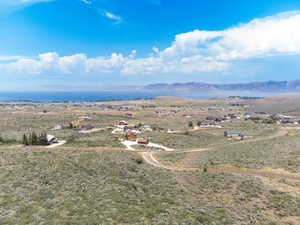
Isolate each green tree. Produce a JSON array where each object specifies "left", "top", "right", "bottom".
[
  {"left": 188, "top": 121, "right": 194, "bottom": 127},
  {"left": 28, "top": 133, "right": 32, "bottom": 145},
  {"left": 22, "top": 134, "right": 29, "bottom": 146},
  {"left": 31, "top": 132, "right": 38, "bottom": 145},
  {"left": 39, "top": 132, "right": 48, "bottom": 146}
]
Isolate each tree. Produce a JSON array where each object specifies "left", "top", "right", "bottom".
[
  {"left": 188, "top": 121, "right": 194, "bottom": 127},
  {"left": 28, "top": 133, "right": 32, "bottom": 145},
  {"left": 38, "top": 132, "right": 48, "bottom": 146},
  {"left": 22, "top": 134, "right": 29, "bottom": 146},
  {"left": 31, "top": 132, "right": 38, "bottom": 145}
]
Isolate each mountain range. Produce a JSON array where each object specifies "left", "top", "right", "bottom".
[{"left": 143, "top": 80, "right": 300, "bottom": 92}]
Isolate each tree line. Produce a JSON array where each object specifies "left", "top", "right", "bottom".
[{"left": 22, "top": 132, "right": 49, "bottom": 146}]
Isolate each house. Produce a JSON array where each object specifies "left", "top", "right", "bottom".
[
  {"left": 118, "top": 105, "right": 129, "bottom": 111},
  {"left": 255, "top": 112, "right": 268, "bottom": 115},
  {"left": 206, "top": 116, "right": 223, "bottom": 122},
  {"left": 271, "top": 114, "right": 291, "bottom": 121},
  {"left": 125, "top": 131, "right": 137, "bottom": 141},
  {"left": 124, "top": 113, "right": 134, "bottom": 118},
  {"left": 123, "top": 126, "right": 130, "bottom": 132},
  {"left": 281, "top": 118, "right": 299, "bottom": 124},
  {"left": 224, "top": 130, "right": 241, "bottom": 138},
  {"left": 118, "top": 120, "right": 128, "bottom": 126},
  {"left": 224, "top": 114, "right": 238, "bottom": 119},
  {"left": 197, "top": 120, "right": 216, "bottom": 127},
  {"left": 230, "top": 103, "right": 244, "bottom": 107},
  {"left": 137, "top": 138, "right": 149, "bottom": 145},
  {"left": 270, "top": 114, "right": 299, "bottom": 124},
  {"left": 47, "top": 135, "right": 58, "bottom": 145},
  {"left": 139, "top": 125, "right": 152, "bottom": 131}
]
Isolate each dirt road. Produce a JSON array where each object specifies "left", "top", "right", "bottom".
[
  {"left": 140, "top": 151, "right": 300, "bottom": 181},
  {"left": 2, "top": 127, "right": 299, "bottom": 181},
  {"left": 140, "top": 128, "right": 300, "bottom": 181}
]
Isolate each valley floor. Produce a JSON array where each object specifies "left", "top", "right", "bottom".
[{"left": 1, "top": 96, "right": 300, "bottom": 224}]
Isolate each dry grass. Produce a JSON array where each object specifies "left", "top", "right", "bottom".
[
  {"left": 1, "top": 149, "right": 300, "bottom": 225},
  {"left": 159, "top": 132, "right": 300, "bottom": 172}
]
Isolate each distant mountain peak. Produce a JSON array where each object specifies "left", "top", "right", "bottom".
[{"left": 144, "top": 80, "right": 300, "bottom": 92}]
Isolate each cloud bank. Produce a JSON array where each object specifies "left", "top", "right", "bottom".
[{"left": 2, "top": 10, "right": 300, "bottom": 76}]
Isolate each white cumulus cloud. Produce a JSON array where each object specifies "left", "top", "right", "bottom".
[
  {"left": 102, "top": 11, "right": 123, "bottom": 24},
  {"left": 162, "top": 11, "right": 300, "bottom": 62},
  {"left": 2, "top": 10, "right": 300, "bottom": 76}
]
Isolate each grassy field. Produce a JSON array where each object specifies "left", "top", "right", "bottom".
[
  {"left": 145, "top": 131, "right": 227, "bottom": 149},
  {"left": 1, "top": 97, "right": 300, "bottom": 224},
  {"left": 142, "top": 121, "right": 277, "bottom": 150},
  {"left": 1, "top": 149, "right": 300, "bottom": 225},
  {"left": 0, "top": 112, "right": 78, "bottom": 141},
  {"left": 159, "top": 131, "right": 300, "bottom": 172},
  {"left": 63, "top": 130, "right": 124, "bottom": 148},
  {"left": 0, "top": 111, "right": 128, "bottom": 147}
]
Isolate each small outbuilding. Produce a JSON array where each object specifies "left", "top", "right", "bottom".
[
  {"left": 224, "top": 130, "right": 241, "bottom": 138},
  {"left": 197, "top": 120, "right": 216, "bottom": 127},
  {"left": 47, "top": 135, "right": 58, "bottom": 145},
  {"left": 52, "top": 124, "right": 64, "bottom": 130},
  {"left": 124, "top": 113, "right": 134, "bottom": 118},
  {"left": 137, "top": 138, "right": 149, "bottom": 145},
  {"left": 139, "top": 125, "right": 152, "bottom": 131},
  {"left": 119, "top": 120, "right": 128, "bottom": 126}
]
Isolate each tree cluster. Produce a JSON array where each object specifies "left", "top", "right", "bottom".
[{"left": 22, "top": 132, "right": 49, "bottom": 146}]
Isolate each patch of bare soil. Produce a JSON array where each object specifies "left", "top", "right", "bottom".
[
  {"left": 278, "top": 216, "right": 300, "bottom": 225},
  {"left": 260, "top": 177, "right": 300, "bottom": 198}
]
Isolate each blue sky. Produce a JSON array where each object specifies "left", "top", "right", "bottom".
[{"left": 1, "top": 0, "right": 300, "bottom": 91}]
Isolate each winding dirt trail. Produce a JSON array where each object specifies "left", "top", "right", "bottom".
[
  {"left": 3, "top": 127, "right": 299, "bottom": 181},
  {"left": 140, "top": 128, "right": 300, "bottom": 181},
  {"left": 140, "top": 151, "right": 300, "bottom": 181}
]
